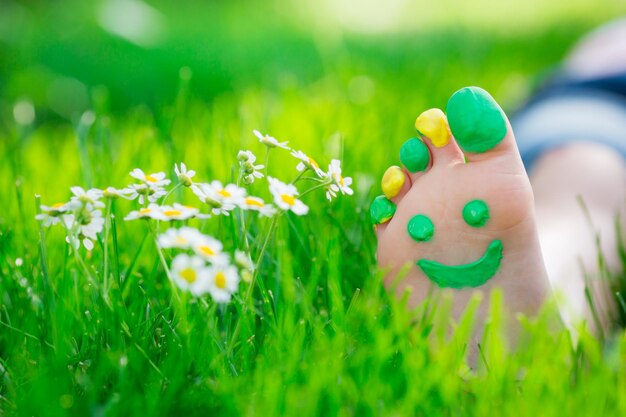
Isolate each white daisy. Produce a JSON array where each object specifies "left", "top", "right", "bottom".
[
  {"left": 237, "top": 150, "right": 265, "bottom": 184},
  {"left": 325, "top": 159, "right": 354, "bottom": 201},
  {"left": 129, "top": 168, "right": 171, "bottom": 188},
  {"left": 174, "top": 162, "right": 195, "bottom": 187},
  {"left": 290, "top": 150, "right": 325, "bottom": 177},
  {"left": 70, "top": 186, "right": 105, "bottom": 209},
  {"left": 241, "top": 196, "right": 277, "bottom": 217},
  {"left": 63, "top": 206, "right": 104, "bottom": 251},
  {"left": 159, "top": 204, "right": 199, "bottom": 221},
  {"left": 191, "top": 181, "right": 246, "bottom": 215},
  {"left": 253, "top": 129, "right": 290, "bottom": 150},
  {"left": 207, "top": 263, "right": 240, "bottom": 303},
  {"left": 268, "top": 177, "right": 309, "bottom": 216},
  {"left": 237, "top": 150, "right": 256, "bottom": 162},
  {"left": 102, "top": 186, "right": 133, "bottom": 200},
  {"left": 36, "top": 202, "right": 72, "bottom": 227},
  {"left": 126, "top": 183, "right": 168, "bottom": 204},
  {"left": 158, "top": 227, "right": 204, "bottom": 249},
  {"left": 170, "top": 254, "right": 211, "bottom": 297},
  {"left": 124, "top": 204, "right": 168, "bottom": 221},
  {"left": 191, "top": 234, "right": 229, "bottom": 264}
]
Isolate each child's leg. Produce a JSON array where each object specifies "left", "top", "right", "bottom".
[
  {"left": 524, "top": 19, "right": 626, "bottom": 334},
  {"left": 530, "top": 142, "right": 625, "bottom": 334}
]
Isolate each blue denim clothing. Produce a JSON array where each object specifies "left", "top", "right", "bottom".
[{"left": 511, "top": 73, "right": 626, "bottom": 169}]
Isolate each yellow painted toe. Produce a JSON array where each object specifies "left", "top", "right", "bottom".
[
  {"left": 415, "top": 108, "right": 451, "bottom": 148},
  {"left": 381, "top": 166, "right": 405, "bottom": 199}
]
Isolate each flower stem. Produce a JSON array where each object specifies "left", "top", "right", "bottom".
[
  {"left": 235, "top": 165, "right": 255, "bottom": 262},
  {"left": 253, "top": 214, "right": 280, "bottom": 279},
  {"left": 35, "top": 195, "right": 56, "bottom": 344},
  {"left": 110, "top": 202, "right": 121, "bottom": 286},
  {"left": 264, "top": 147, "right": 270, "bottom": 174},
  {"left": 290, "top": 170, "right": 306, "bottom": 185},
  {"left": 148, "top": 222, "right": 179, "bottom": 301},
  {"left": 148, "top": 221, "right": 189, "bottom": 333},
  {"left": 239, "top": 209, "right": 252, "bottom": 258},
  {"left": 299, "top": 182, "right": 328, "bottom": 198},
  {"left": 161, "top": 182, "right": 183, "bottom": 205},
  {"left": 295, "top": 177, "right": 324, "bottom": 184},
  {"left": 227, "top": 213, "right": 280, "bottom": 354},
  {"left": 70, "top": 236, "right": 113, "bottom": 311},
  {"left": 102, "top": 200, "right": 112, "bottom": 302}
]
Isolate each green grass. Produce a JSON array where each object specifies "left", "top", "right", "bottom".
[{"left": 2, "top": 1, "right": 626, "bottom": 415}]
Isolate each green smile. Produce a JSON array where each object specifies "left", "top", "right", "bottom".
[{"left": 417, "top": 240, "right": 503, "bottom": 289}]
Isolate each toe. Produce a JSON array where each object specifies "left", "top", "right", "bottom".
[
  {"left": 370, "top": 194, "right": 397, "bottom": 237},
  {"left": 446, "top": 86, "right": 522, "bottom": 164},
  {"left": 372, "top": 160, "right": 413, "bottom": 237},
  {"left": 399, "top": 137, "right": 432, "bottom": 182},
  {"left": 415, "top": 108, "right": 465, "bottom": 167},
  {"left": 381, "top": 165, "right": 412, "bottom": 203}
]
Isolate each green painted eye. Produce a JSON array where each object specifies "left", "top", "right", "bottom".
[
  {"left": 463, "top": 200, "right": 490, "bottom": 227},
  {"left": 408, "top": 214, "right": 434, "bottom": 242}
]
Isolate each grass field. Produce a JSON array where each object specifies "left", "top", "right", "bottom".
[{"left": 2, "top": 1, "right": 626, "bottom": 415}]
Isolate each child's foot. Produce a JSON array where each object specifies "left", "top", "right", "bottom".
[{"left": 371, "top": 87, "right": 550, "bottom": 327}]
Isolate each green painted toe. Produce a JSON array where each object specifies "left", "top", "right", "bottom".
[
  {"left": 400, "top": 138, "right": 430, "bottom": 172},
  {"left": 370, "top": 195, "right": 396, "bottom": 225},
  {"left": 446, "top": 86, "right": 507, "bottom": 153}
]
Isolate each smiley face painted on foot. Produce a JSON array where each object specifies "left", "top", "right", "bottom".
[
  {"left": 404, "top": 201, "right": 503, "bottom": 289},
  {"left": 370, "top": 86, "right": 510, "bottom": 289},
  {"left": 370, "top": 196, "right": 504, "bottom": 289}
]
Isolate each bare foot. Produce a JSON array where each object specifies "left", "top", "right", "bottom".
[{"left": 371, "top": 87, "right": 550, "bottom": 331}]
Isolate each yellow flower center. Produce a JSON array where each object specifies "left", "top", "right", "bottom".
[
  {"left": 280, "top": 194, "right": 295, "bottom": 206},
  {"left": 145, "top": 175, "right": 158, "bottom": 183},
  {"left": 309, "top": 158, "right": 319, "bottom": 170},
  {"left": 139, "top": 208, "right": 152, "bottom": 215},
  {"left": 174, "top": 237, "right": 187, "bottom": 245},
  {"left": 52, "top": 203, "right": 65, "bottom": 209},
  {"left": 215, "top": 272, "right": 227, "bottom": 289},
  {"left": 339, "top": 176, "right": 345, "bottom": 187},
  {"left": 245, "top": 198, "right": 264, "bottom": 208},
  {"left": 199, "top": 245, "right": 215, "bottom": 256},
  {"left": 163, "top": 210, "right": 182, "bottom": 217},
  {"left": 217, "top": 189, "right": 231, "bottom": 198},
  {"left": 180, "top": 267, "right": 197, "bottom": 283}
]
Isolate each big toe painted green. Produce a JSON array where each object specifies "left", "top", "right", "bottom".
[{"left": 446, "top": 86, "right": 507, "bottom": 153}]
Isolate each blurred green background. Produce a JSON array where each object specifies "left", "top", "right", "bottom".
[
  {"left": 2, "top": 0, "right": 626, "bottom": 193},
  {"left": 2, "top": 0, "right": 626, "bottom": 118}
]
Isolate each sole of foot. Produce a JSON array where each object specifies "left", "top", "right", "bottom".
[{"left": 371, "top": 86, "right": 550, "bottom": 343}]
